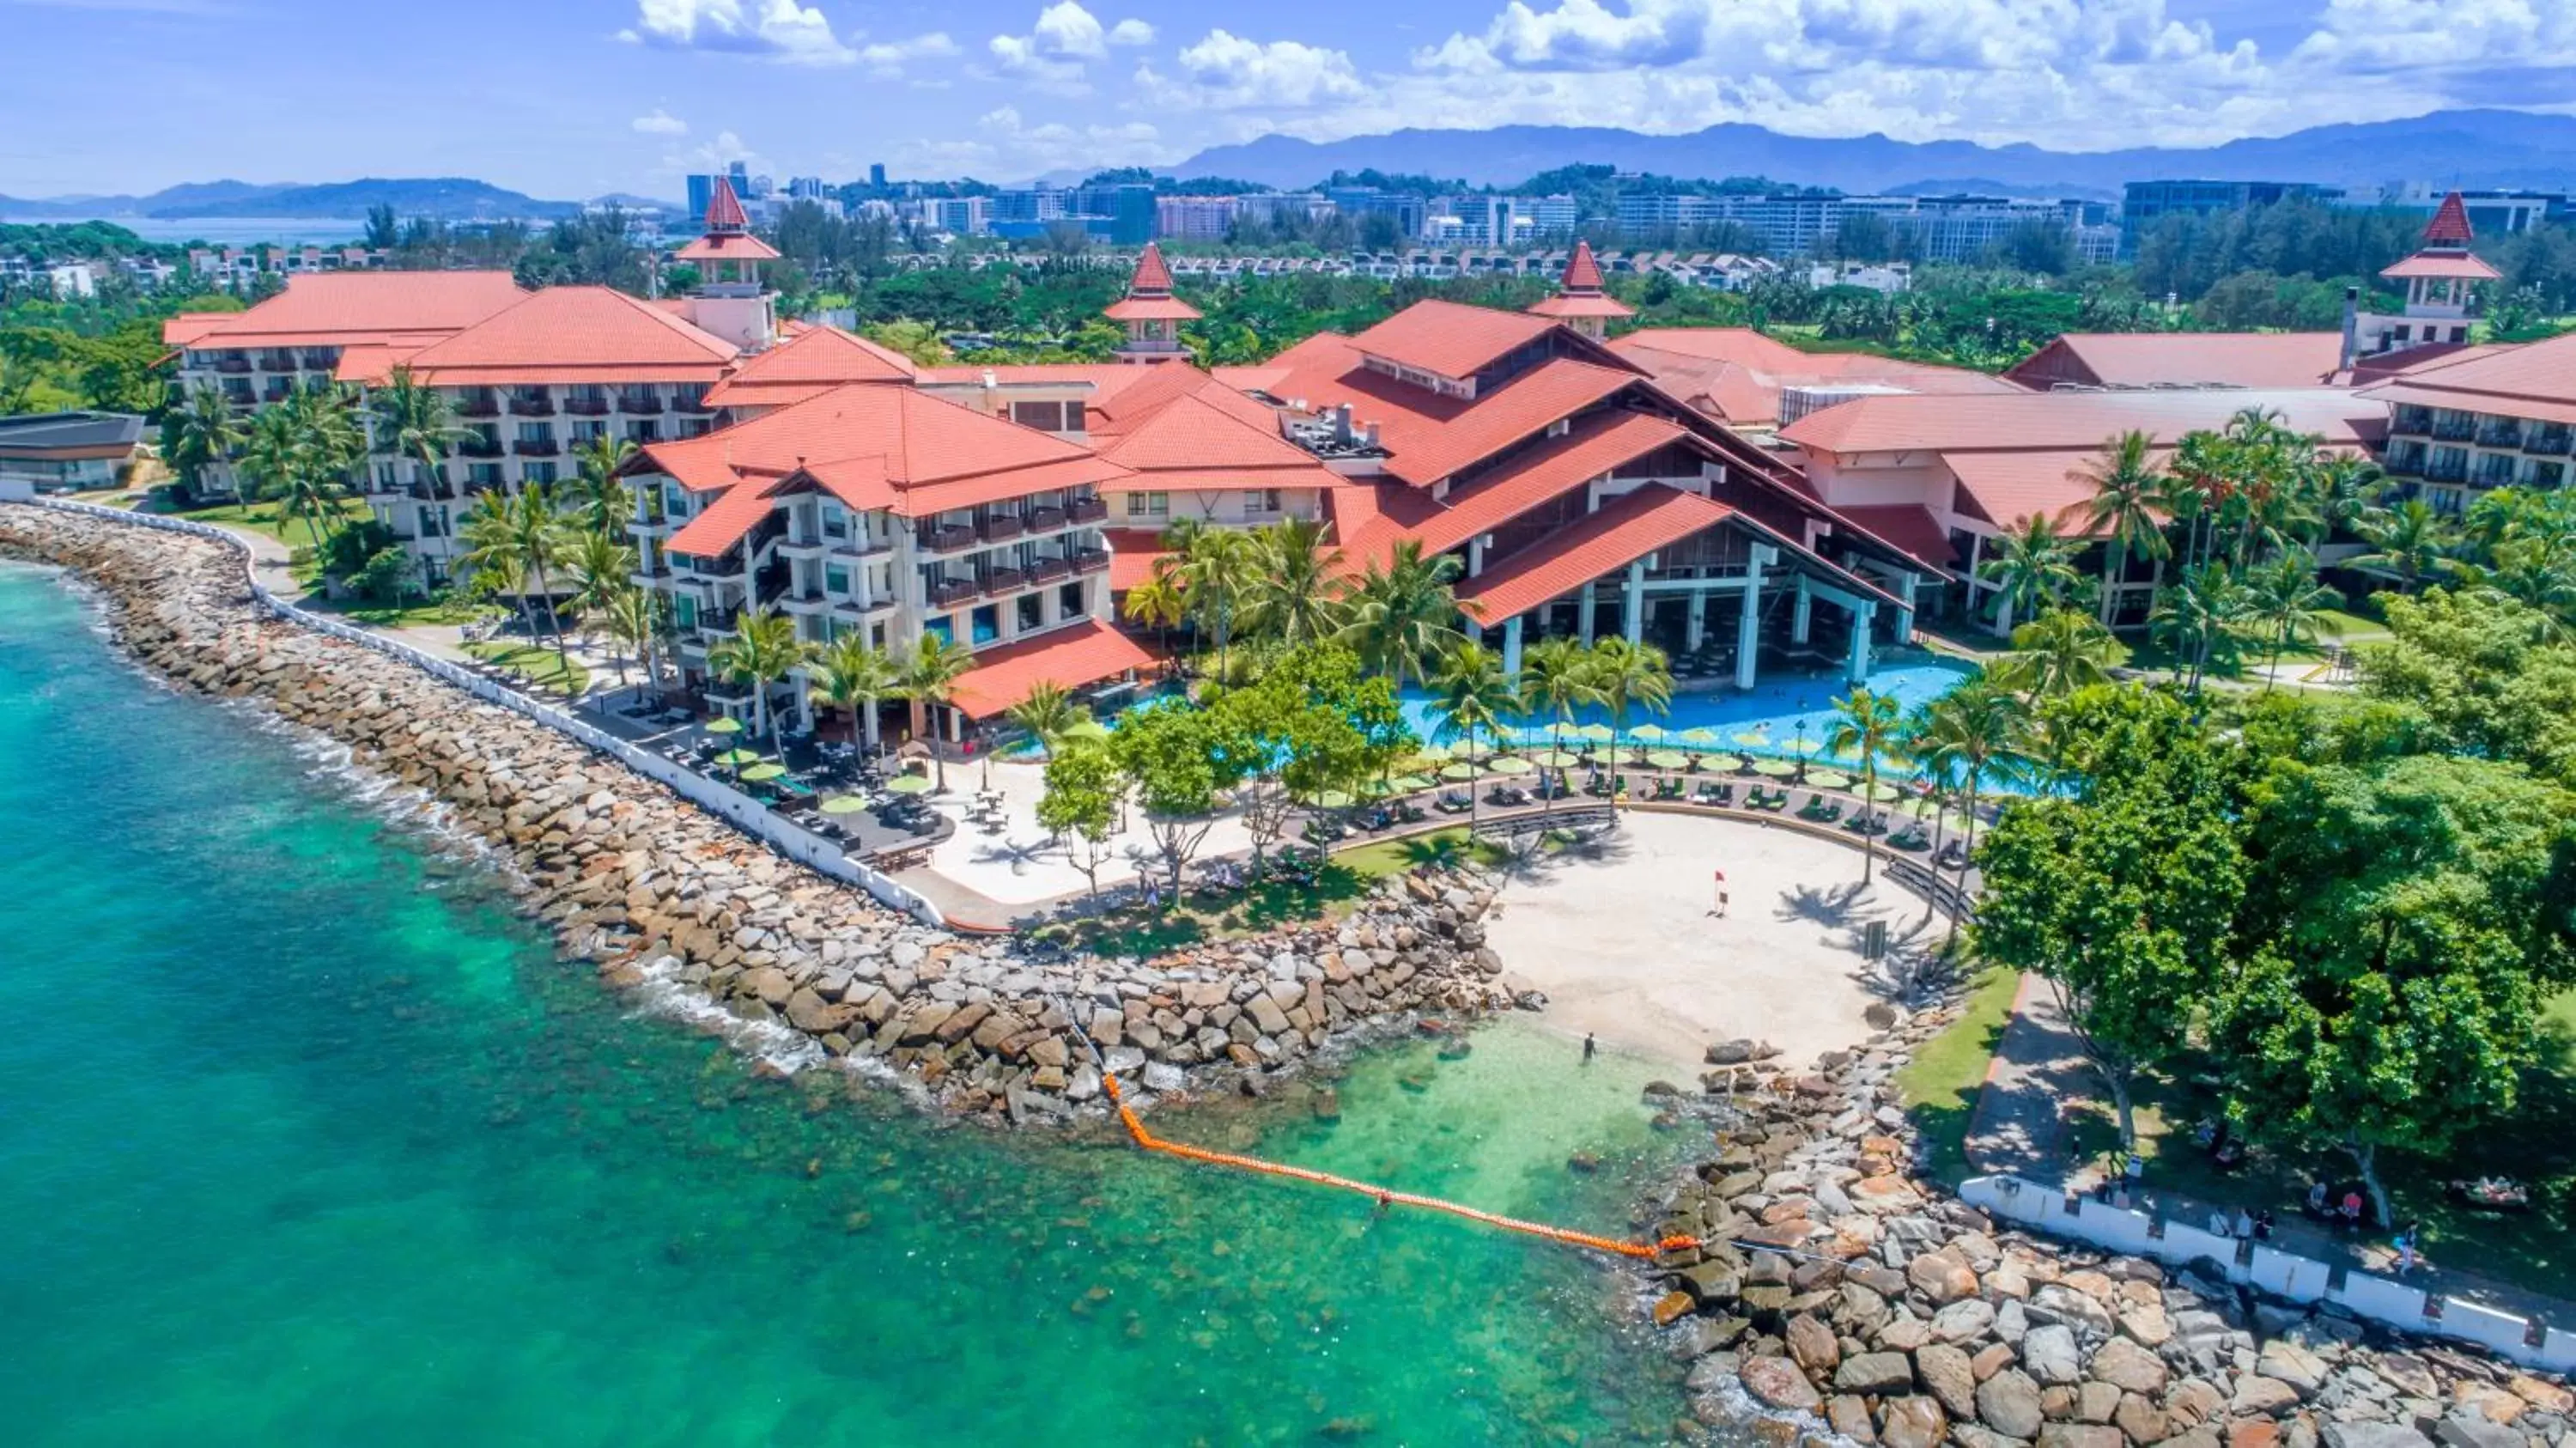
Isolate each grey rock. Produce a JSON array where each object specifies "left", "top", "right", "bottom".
[
  {"left": 2321, "top": 1426, "right": 2433, "bottom": 1448},
  {"left": 1918, "top": 1342, "right": 1980, "bottom": 1421},
  {"left": 1838, "top": 1352, "right": 1918, "bottom": 1396},
  {"left": 2090, "top": 1338, "right": 2172, "bottom": 1396},
  {"left": 2023, "top": 1324, "right": 2082, "bottom": 1386},
  {"left": 1978, "top": 1370, "right": 2047, "bottom": 1439},
  {"left": 1743, "top": 1354, "right": 1825, "bottom": 1412}
]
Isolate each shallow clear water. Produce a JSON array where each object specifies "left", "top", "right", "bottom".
[
  {"left": 0, "top": 563, "right": 1705, "bottom": 1446},
  {"left": 1396, "top": 659, "right": 1979, "bottom": 760}
]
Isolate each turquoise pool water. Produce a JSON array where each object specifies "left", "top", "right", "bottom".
[
  {"left": 0, "top": 562, "right": 1714, "bottom": 1446},
  {"left": 1400, "top": 658, "right": 1980, "bottom": 761}
]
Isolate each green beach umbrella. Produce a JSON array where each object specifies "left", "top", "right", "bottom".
[
  {"left": 703, "top": 716, "right": 744, "bottom": 735},
  {"left": 1574, "top": 723, "right": 1614, "bottom": 743},
  {"left": 1645, "top": 750, "right": 1689, "bottom": 770},
  {"left": 1728, "top": 730, "right": 1768, "bottom": 747},
  {"left": 1678, "top": 727, "right": 1722, "bottom": 749},
  {"left": 1862, "top": 782, "right": 1905, "bottom": 801},
  {"left": 714, "top": 747, "right": 763, "bottom": 768},
  {"left": 1315, "top": 789, "right": 1354, "bottom": 809},
  {"left": 1389, "top": 774, "right": 1436, "bottom": 792},
  {"left": 1791, "top": 737, "right": 1824, "bottom": 753},
  {"left": 1807, "top": 770, "right": 1853, "bottom": 791},
  {"left": 885, "top": 774, "right": 934, "bottom": 795},
  {"left": 1631, "top": 724, "right": 1669, "bottom": 742},
  {"left": 738, "top": 762, "right": 788, "bottom": 782},
  {"left": 1413, "top": 743, "right": 1452, "bottom": 763},
  {"left": 1753, "top": 758, "right": 1798, "bottom": 776},
  {"left": 1439, "top": 762, "right": 1479, "bottom": 782},
  {"left": 820, "top": 794, "right": 870, "bottom": 814},
  {"left": 1487, "top": 756, "right": 1534, "bottom": 776},
  {"left": 1534, "top": 749, "right": 1582, "bottom": 767}
]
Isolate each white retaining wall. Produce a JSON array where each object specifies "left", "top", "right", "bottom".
[
  {"left": 1960, "top": 1175, "right": 2576, "bottom": 1373},
  {"left": 13, "top": 497, "right": 944, "bottom": 926}
]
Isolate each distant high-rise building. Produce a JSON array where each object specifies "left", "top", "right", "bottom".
[
  {"left": 2119, "top": 179, "right": 2344, "bottom": 255},
  {"left": 869, "top": 162, "right": 888, "bottom": 190},
  {"left": 685, "top": 174, "right": 717, "bottom": 225},
  {"left": 787, "top": 176, "right": 826, "bottom": 201}
]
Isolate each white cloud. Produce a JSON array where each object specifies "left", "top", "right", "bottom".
[
  {"left": 1107, "top": 18, "right": 1155, "bottom": 46},
  {"left": 856, "top": 30, "right": 959, "bottom": 75},
  {"left": 2291, "top": 0, "right": 2576, "bottom": 74},
  {"left": 661, "top": 130, "right": 768, "bottom": 178},
  {"left": 630, "top": 107, "right": 690, "bottom": 136},
  {"left": 1139, "top": 30, "right": 1367, "bottom": 109},
  {"left": 621, "top": 0, "right": 857, "bottom": 66},
  {"left": 986, "top": 3, "right": 1154, "bottom": 88},
  {"left": 963, "top": 104, "right": 1164, "bottom": 176}
]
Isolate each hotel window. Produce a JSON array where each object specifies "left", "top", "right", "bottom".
[
  {"left": 626, "top": 420, "right": 661, "bottom": 444},
  {"left": 1126, "top": 491, "right": 1168, "bottom": 519},
  {"left": 674, "top": 596, "right": 696, "bottom": 630},
  {"left": 1059, "top": 581, "right": 1086, "bottom": 618},
  {"left": 570, "top": 420, "right": 606, "bottom": 446},
  {"left": 1018, "top": 593, "right": 1043, "bottom": 631},
  {"left": 523, "top": 461, "right": 558, "bottom": 484},
  {"left": 1243, "top": 489, "right": 1283, "bottom": 516},
  {"left": 1009, "top": 399, "right": 1084, "bottom": 432},
  {"left": 970, "top": 605, "right": 1001, "bottom": 646},
  {"left": 923, "top": 616, "right": 954, "bottom": 646},
  {"left": 516, "top": 422, "right": 551, "bottom": 446},
  {"left": 469, "top": 464, "right": 503, "bottom": 488},
  {"left": 415, "top": 506, "right": 446, "bottom": 538},
  {"left": 825, "top": 565, "right": 851, "bottom": 595}
]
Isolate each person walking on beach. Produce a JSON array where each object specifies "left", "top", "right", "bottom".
[
  {"left": 1710, "top": 867, "right": 1728, "bottom": 917},
  {"left": 1582, "top": 1032, "right": 1596, "bottom": 1063}
]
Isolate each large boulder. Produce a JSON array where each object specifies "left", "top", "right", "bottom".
[
  {"left": 1743, "top": 1354, "right": 1824, "bottom": 1412},
  {"left": 1917, "top": 1342, "right": 1979, "bottom": 1421},
  {"left": 1977, "top": 1370, "right": 2046, "bottom": 1440},
  {"left": 1786, "top": 1313, "right": 1842, "bottom": 1376},
  {"left": 1933, "top": 1298, "right": 1999, "bottom": 1344},
  {"left": 1838, "top": 1353, "right": 1918, "bottom": 1396},
  {"left": 1908, "top": 1250, "right": 1981, "bottom": 1305},
  {"left": 2022, "top": 1323, "right": 2082, "bottom": 1386},
  {"left": 2320, "top": 1426, "right": 2433, "bottom": 1448},
  {"left": 2088, "top": 1337, "right": 2170, "bottom": 1396},
  {"left": 1880, "top": 1396, "right": 1947, "bottom": 1448},
  {"left": 2254, "top": 1340, "right": 2327, "bottom": 1398}
]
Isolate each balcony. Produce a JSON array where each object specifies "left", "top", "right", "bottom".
[
  {"left": 508, "top": 396, "right": 556, "bottom": 417},
  {"left": 981, "top": 512, "right": 1027, "bottom": 542},
  {"left": 1066, "top": 496, "right": 1109, "bottom": 525},
  {"left": 456, "top": 396, "right": 501, "bottom": 417},
  {"left": 696, "top": 607, "right": 742, "bottom": 636},
  {"left": 778, "top": 532, "right": 829, "bottom": 557},
  {"left": 2476, "top": 423, "right": 2527, "bottom": 449},
  {"left": 927, "top": 577, "right": 980, "bottom": 608},
  {"left": 629, "top": 562, "right": 671, "bottom": 588},
  {"left": 2431, "top": 418, "right": 2476, "bottom": 443},
  {"left": 779, "top": 589, "right": 831, "bottom": 615},
  {"left": 215, "top": 356, "right": 253, "bottom": 374},
  {"left": 259, "top": 355, "right": 301, "bottom": 373},
  {"left": 513, "top": 439, "right": 559, "bottom": 458},
  {"left": 302, "top": 351, "right": 338, "bottom": 371},
  {"left": 618, "top": 393, "right": 665, "bottom": 415},
  {"left": 2425, "top": 459, "right": 2469, "bottom": 484},
  {"left": 563, "top": 396, "right": 611, "bottom": 417},
  {"left": 1029, "top": 556, "right": 1073, "bottom": 586},
  {"left": 2530, "top": 428, "right": 2573, "bottom": 457},
  {"left": 1025, "top": 505, "right": 1066, "bottom": 533},
  {"left": 459, "top": 438, "right": 503, "bottom": 459},
  {"left": 1072, "top": 547, "right": 1111, "bottom": 575},
  {"left": 920, "top": 522, "right": 977, "bottom": 554},
  {"left": 831, "top": 531, "right": 894, "bottom": 560},
  {"left": 983, "top": 565, "right": 1028, "bottom": 596},
  {"left": 674, "top": 394, "right": 715, "bottom": 415},
  {"left": 260, "top": 386, "right": 294, "bottom": 404}
]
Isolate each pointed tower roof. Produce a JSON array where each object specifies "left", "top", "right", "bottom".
[
  {"left": 704, "top": 175, "right": 750, "bottom": 234},
  {"left": 1527, "top": 240, "right": 1634, "bottom": 321},
  {"left": 1104, "top": 242, "right": 1200, "bottom": 323},
  {"left": 675, "top": 173, "right": 781, "bottom": 263},
  {"left": 2421, "top": 192, "right": 2474, "bottom": 246}
]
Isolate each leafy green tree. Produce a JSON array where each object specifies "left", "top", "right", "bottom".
[
  {"left": 707, "top": 608, "right": 811, "bottom": 752},
  {"left": 1172, "top": 525, "right": 1255, "bottom": 676},
  {"left": 1338, "top": 539, "right": 1462, "bottom": 687},
  {"left": 2078, "top": 430, "right": 2169, "bottom": 624},
  {"left": 1108, "top": 701, "right": 1251, "bottom": 903},
  {"left": 1977, "top": 510, "right": 2083, "bottom": 630},
  {"left": 2358, "top": 588, "right": 2576, "bottom": 788},
  {"left": 161, "top": 380, "right": 244, "bottom": 497},
  {"left": 1973, "top": 687, "right": 2247, "bottom": 1150},
  {"left": 805, "top": 630, "right": 899, "bottom": 745},
  {"left": 1006, "top": 679, "right": 1091, "bottom": 756},
  {"left": 1827, "top": 684, "right": 1905, "bottom": 885},
  {"left": 1428, "top": 641, "right": 1516, "bottom": 827},
  {"left": 1996, "top": 607, "right": 2118, "bottom": 697},
  {"left": 2243, "top": 550, "right": 2342, "bottom": 689},
  {"left": 2349, "top": 497, "right": 2456, "bottom": 591},
  {"left": 2215, "top": 753, "right": 2576, "bottom": 1223},
  {"left": 1239, "top": 516, "right": 1346, "bottom": 647},
  {"left": 368, "top": 365, "right": 461, "bottom": 527},
  {"left": 2149, "top": 560, "right": 2251, "bottom": 694},
  {"left": 1036, "top": 744, "right": 1121, "bottom": 897},
  {"left": 458, "top": 483, "right": 575, "bottom": 678}
]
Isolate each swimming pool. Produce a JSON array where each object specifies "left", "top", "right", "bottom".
[{"left": 1398, "top": 657, "right": 1982, "bottom": 767}]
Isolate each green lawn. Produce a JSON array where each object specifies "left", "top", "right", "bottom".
[
  {"left": 332, "top": 593, "right": 486, "bottom": 630},
  {"left": 167, "top": 498, "right": 369, "bottom": 551},
  {"left": 461, "top": 641, "right": 589, "bottom": 698},
  {"left": 1894, "top": 964, "right": 2020, "bottom": 1184}
]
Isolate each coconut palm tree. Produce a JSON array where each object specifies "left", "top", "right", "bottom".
[
  {"left": 899, "top": 632, "right": 972, "bottom": 789},
  {"left": 2348, "top": 497, "right": 2456, "bottom": 591},
  {"left": 1895, "top": 702, "right": 1962, "bottom": 926},
  {"left": 595, "top": 581, "right": 664, "bottom": 695},
  {"left": 1826, "top": 684, "right": 1904, "bottom": 885},
  {"left": 706, "top": 608, "right": 810, "bottom": 753},
  {"left": 162, "top": 380, "right": 246, "bottom": 499},
  {"left": 570, "top": 435, "right": 638, "bottom": 534},
  {"left": 2148, "top": 560, "right": 2250, "bottom": 695},
  {"left": 805, "top": 630, "right": 900, "bottom": 747},
  {"left": 1914, "top": 679, "right": 2021, "bottom": 937},
  {"left": 2242, "top": 550, "right": 2342, "bottom": 690},
  {"left": 1589, "top": 636, "right": 1672, "bottom": 782},
  {"left": 459, "top": 483, "right": 574, "bottom": 678},
  {"left": 1338, "top": 539, "right": 1463, "bottom": 687},
  {"left": 1428, "top": 641, "right": 1516, "bottom": 829},
  {"left": 1172, "top": 526, "right": 1255, "bottom": 678},
  {"left": 2078, "top": 430, "right": 2169, "bottom": 625},
  {"left": 1996, "top": 607, "right": 2118, "bottom": 697},
  {"left": 1975, "top": 511, "right": 2082, "bottom": 631},
  {"left": 1240, "top": 516, "right": 1346, "bottom": 646},
  {"left": 368, "top": 364, "right": 460, "bottom": 507},
  {"left": 1005, "top": 679, "right": 1091, "bottom": 757},
  {"left": 1516, "top": 635, "right": 1602, "bottom": 824},
  {"left": 563, "top": 527, "right": 634, "bottom": 645},
  {"left": 1121, "top": 569, "right": 1188, "bottom": 654}
]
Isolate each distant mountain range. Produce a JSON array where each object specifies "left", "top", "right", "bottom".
[
  {"left": 1174, "top": 108, "right": 2576, "bottom": 198},
  {"left": 0, "top": 177, "right": 598, "bottom": 222}
]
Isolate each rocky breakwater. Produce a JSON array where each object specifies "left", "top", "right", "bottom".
[
  {"left": 0, "top": 504, "right": 1513, "bottom": 1121},
  {"left": 1643, "top": 1008, "right": 2572, "bottom": 1448}
]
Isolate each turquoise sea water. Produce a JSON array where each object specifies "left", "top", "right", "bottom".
[{"left": 0, "top": 563, "right": 1705, "bottom": 1446}]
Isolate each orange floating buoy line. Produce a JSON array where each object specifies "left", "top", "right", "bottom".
[{"left": 1053, "top": 998, "right": 1701, "bottom": 1262}]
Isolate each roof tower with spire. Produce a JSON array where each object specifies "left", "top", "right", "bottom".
[
  {"left": 1105, "top": 243, "right": 1198, "bottom": 364},
  {"left": 1525, "top": 241, "right": 1634, "bottom": 338}
]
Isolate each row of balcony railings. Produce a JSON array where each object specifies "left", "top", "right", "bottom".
[
  {"left": 922, "top": 548, "right": 1110, "bottom": 608},
  {"left": 450, "top": 391, "right": 711, "bottom": 418},
  {"left": 912, "top": 496, "right": 1107, "bottom": 553}
]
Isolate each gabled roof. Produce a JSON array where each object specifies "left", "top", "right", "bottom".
[
  {"left": 162, "top": 271, "right": 526, "bottom": 350},
  {"left": 1942, "top": 450, "right": 2105, "bottom": 531},
  {"left": 392, "top": 286, "right": 738, "bottom": 386},
  {"left": 2380, "top": 252, "right": 2500, "bottom": 282},
  {"left": 1456, "top": 485, "right": 1735, "bottom": 621},
  {"left": 1618, "top": 327, "right": 2020, "bottom": 427},
  {"left": 1780, "top": 387, "right": 2385, "bottom": 456},
  {"left": 2356, "top": 332, "right": 2576, "bottom": 420},
  {"left": 1527, "top": 241, "right": 1634, "bottom": 321},
  {"left": 948, "top": 620, "right": 1159, "bottom": 719},
  {"left": 2003, "top": 332, "right": 2345, "bottom": 391},
  {"left": 665, "top": 473, "right": 789, "bottom": 557},
  {"left": 702, "top": 324, "right": 915, "bottom": 407},
  {"left": 1094, "top": 391, "right": 1343, "bottom": 490},
  {"left": 2423, "top": 192, "right": 2474, "bottom": 246},
  {"left": 1382, "top": 358, "right": 1643, "bottom": 486},
  {"left": 703, "top": 175, "right": 750, "bottom": 233},
  {"left": 1104, "top": 241, "right": 1201, "bottom": 323},
  {"left": 1348, "top": 300, "right": 1561, "bottom": 381},
  {"left": 1405, "top": 411, "right": 1689, "bottom": 559}
]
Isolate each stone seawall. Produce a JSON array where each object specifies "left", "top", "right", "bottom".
[{"left": 0, "top": 503, "right": 1514, "bottom": 1123}]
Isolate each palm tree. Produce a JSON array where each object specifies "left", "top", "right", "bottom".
[
  {"left": 1895, "top": 702, "right": 1961, "bottom": 927},
  {"left": 1428, "top": 641, "right": 1516, "bottom": 829},
  {"left": 2312, "top": 455, "right": 2384, "bottom": 542},
  {"left": 1826, "top": 684, "right": 1904, "bottom": 885},
  {"left": 899, "top": 632, "right": 973, "bottom": 789},
  {"left": 1240, "top": 516, "right": 1346, "bottom": 646},
  {"left": 1589, "top": 636, "right": 1672, "bottom": 788},
  {"left": 1975, "top": 511, "right": 2082, "bottom": 631},
  {"left": 1517, "top": 635, "right": 1601, "bottom": 824},
  {"left": 2078, "top": 430, "right": 2168, "bottom": 625},
  {"left": 570, "top": 435, "right": 638, "bottom": 534},
  {"left": 459, "top": 484, "right": 574, "bottom": 678},
  {"left": 2242, "top": 550, "right": 2342, "bottom": 691},
  {"left": 705, "top": 608, "right": 810, "bottom": 753},
  {"left": 596, "top": 581, "right": 664, "bottom": 695},
  {"left": 237, "top": 405, "right": 308, "bottom": 535},
  {"left": 2148, "top": 560, "right": 2247, "bottom": 694},
  {"left": 1338, "top": 540, "right": 1464, "bottom": 687},
  {"left": 2348, "top": 498, "right": 2456, "bottom": 591},
  {"left": 1173, "top": 526, "right": 1255, "bottom": 677},
  {"left": 805, "top": 631, "right": 901, "bottom": 747},
  {"left": 1996, "top": 608, "right": 2117, "bottom": 697},
  {"left": 1914, "top": 680, "right": 2022, "bottom": 936},
  {"left": 369, "top": 366, "right": 462, "bottom": 545},
  {"left": 1121, "top": 569, "right": 1188, "bottom": 654},
  {"left": 1005, "top": 679, "right": 1091, "bottom": 757},
  {"left": 563, "top": 527, "right": 634, "bottom": 645},
  {"left": 163, "top": 380, "right": 245, "bottom": 499}
]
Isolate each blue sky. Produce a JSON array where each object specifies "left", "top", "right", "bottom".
[{"left": 3, "top": 0, "right": 2571, "bottom": 198}]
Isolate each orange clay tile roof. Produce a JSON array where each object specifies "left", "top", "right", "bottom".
[
  {"left": 665, "top": 473, "right": 789, "bottom": 557},
  {"left": 2380, "top": 252, "right": 2501, "bottom": 281},
  {"left": 2422, "top": 192, "right": 2475, "bottom": 245},
  {"left": 1382, "top": 358, "right": 1643, "bottom": 486},
  {"left": 1942, "top": 450, "right": 2109, "bottom": 529},
  {"left": 1103, "top": 527, "right": 1173, "bottom": 591},
  {"left": 1093, "top": 390, "right": 1343, "bottom": 491},
  {"left": 947, "top": 620, "right": 1159, "bottom": 718},
  {"left": 702, "top": 325, "right": 915, "bottom": 406},
  {"left": 703, "top": 175, "right": 750, "bottom": 232},
  {"left": 1456, "top": 485, "right": 1735, "bottom": 622},
  {"left": 1617, "top": 328, "right": 2020, "bottom": 427},
  {"left": 2357, "top": 332, "right": 2576, "bottom": 423},
  {"left": 2003, "top": 332, "right": 2347, "bottom": 390},
  {"left": 1778, "top": 387, "right": 2385, "bottom": 456},
  {"left": 1561, "top": 240, "right": 1607, "bottom": 292},
  {"left": 162, "top": 270, "right": 526, "bottom": 350},
  {"left": 673, "top": 231, "right": 782, "bottom": 262},
  {"left": 1325, "top": 480, "right": 1452, "bottom": 578},
  {"left": 1828, "top": 504, "right": 1957, "bottom": 571},
  {"left": 390, "top": 286, "right": 738, "bottom": 386},
  {"left": 1348, "top": 299, "right": 1562, "bottom": 380},
  {"left": 1131, "top": 243, "right": 1176, "bottom": 293},
  {"left": 1526, "top": 293, "right": 1637, "bottom": 319},
  {"left": 1103, "top": 295, "right": 1204, "bottom": 322},
  {"left": 1404, "top": 411, "right": 1689, "bottom": 558}
]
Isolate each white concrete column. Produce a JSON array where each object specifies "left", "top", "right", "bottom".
[
  {"left": 1578, "top": 582, "right": 1597, "bottom": 643},
  {"left": 1893, "top": 569, "right": 1918, "bottom": 645},
  {"left": 1736, "top": 546, "right": 1771, "bottom": 691},
  {"left": 1847, "top": 601, "right": 1877, "bottom": 683},
  {"left": 1622, "top": 561, "right": 1646, "bottom": 644},
  {"left": 1467, "top": 537, "right": 1485, "bottom": 578},
  {"left": 1792, "top": 573, "right": 1814, "bottom": 645},
  {"left": 1502, "top": 616, "right": 1523, "bottom": 678},
  {"left": 1686, "top": 588, "right": 1707, "bottom": 651}
]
